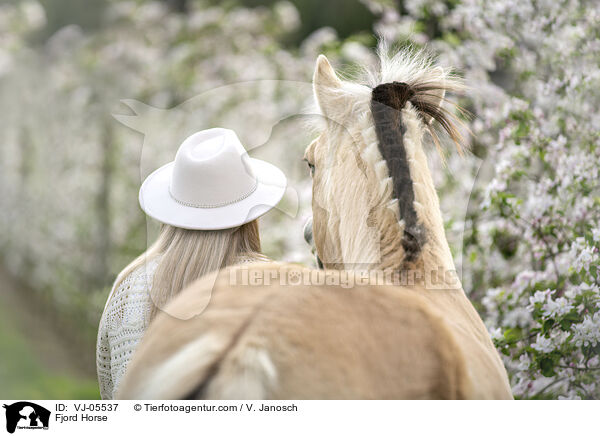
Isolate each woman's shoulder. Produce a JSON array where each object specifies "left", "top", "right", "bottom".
[
  {"left": 120, "top": 257, "right": 160, "bottom": 289},
  {"left": 103, "top": 256, "right": 161, "bottom": 316}
]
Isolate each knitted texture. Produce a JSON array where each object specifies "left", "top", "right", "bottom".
[{"left": 96, "top": 257, "right": 159, "bottom": 400}]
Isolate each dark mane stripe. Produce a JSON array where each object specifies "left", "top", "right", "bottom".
[{"left": 371, "top": 82, "right": 426, "bottom": 265}]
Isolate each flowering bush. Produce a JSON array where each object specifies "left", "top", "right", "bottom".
[{"left": 365, "top": 0, "right": 600, "bottom": 398}]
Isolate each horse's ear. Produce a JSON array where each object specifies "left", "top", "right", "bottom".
[
  {"left": 423, "top": 66, "right": 446, "bottom": 125},
  {"left": 314, "top": 55, "right": 341, "bottom": 90},
  {"left": 313, "top": 55, "right": 348, "bottom": 121}
]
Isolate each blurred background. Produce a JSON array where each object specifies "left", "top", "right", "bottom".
[{"left": 0, "top": 0, "right": 598, "bottom": 399}]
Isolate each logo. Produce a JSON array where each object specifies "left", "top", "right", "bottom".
[{"left": 2, "top": 402, "right": 50, "bottom": 434}]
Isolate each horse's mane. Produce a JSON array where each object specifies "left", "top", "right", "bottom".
[
  {"left": 309, "top": 42, "right": 468, "bottom": 155},
  {"left": 306, "top": 43, "right": 469, "bottom": 269},
  {"left": 366, "top": 43, "right": 467, "bottom": 153}
]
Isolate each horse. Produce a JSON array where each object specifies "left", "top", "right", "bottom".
[{"left": 116, "top": 46, "right": 513, "bottom": 399}]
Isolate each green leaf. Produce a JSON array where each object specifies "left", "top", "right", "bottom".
[
  {"left": 560, "top": 319, "right": 572, "bottom": 330},
  {"left": 539, "top": 357, "right": 556, "bottom": 377},
  {"left": 503, "top": 327, "right": 522, "bottom": 342},
  {"left": 542, "top": 319, "right": 554, "bottom": 333},
  {"left": 563, "top": 311, "right": 580, "bottom": 322}
]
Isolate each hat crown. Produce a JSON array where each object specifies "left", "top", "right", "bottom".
[{"left": 169, "top": 128, "right": 257, "bottom": 208}]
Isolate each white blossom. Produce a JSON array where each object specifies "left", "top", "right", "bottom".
[
  {"left": 531, "top": 334, "right": 554, "bottom": 354},
  {"left": 542, "top": 297, "right": 573, "bottom": 318},
  {"left": 572, "top": 313, "right": 600, "bottom": 347}
]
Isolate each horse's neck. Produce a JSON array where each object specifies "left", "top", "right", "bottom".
[{"left": 381, "top": 109, "right": 457, "bottom": 287}]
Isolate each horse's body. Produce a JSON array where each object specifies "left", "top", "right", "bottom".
[{"left": 117, "top": 46, "right": 513, "bottom": 399}]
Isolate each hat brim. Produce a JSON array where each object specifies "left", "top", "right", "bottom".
[{"left": 139, "top": 158, "right": 287, "bottom": 230}]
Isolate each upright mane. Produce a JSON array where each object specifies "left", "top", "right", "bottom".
[
  {"left": 368, "top": 47, "right": 466, "bottom": 266},
  {"left": 365, "top": 45, "right": 466, "bottom": 152},
  {"left": 309, "top": 44, "right": 467, "bottom": 271}
]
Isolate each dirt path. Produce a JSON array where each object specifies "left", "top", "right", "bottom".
[{"left": 0, "top": 267, "right": 99, "bottom": 399}]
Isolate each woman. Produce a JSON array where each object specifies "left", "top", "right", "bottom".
[{"left": 96, "top": 128, "right": 286, "bottom": 399}]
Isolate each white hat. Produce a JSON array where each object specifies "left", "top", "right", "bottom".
[{"left": 139, "top": 128, "right": 286, "bottom": 230}]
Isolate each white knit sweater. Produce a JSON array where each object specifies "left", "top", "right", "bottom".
[
  {"left": 96, "top": 257, "right": 159, "bottom": 400},
  {"left": 96, "top": 254, "right": 266, "bottom": 399}
]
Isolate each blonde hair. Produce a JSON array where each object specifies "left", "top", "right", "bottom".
[{"left": 111, "top": 220, "right": 265, "bottom": 321}]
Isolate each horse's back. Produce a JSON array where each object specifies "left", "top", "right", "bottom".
[
  {"left": 203, "top": 280, "right": 471, "bottom": 399},
  {"left": 118, "top": 263, "right": 491, "bottom": 399}
]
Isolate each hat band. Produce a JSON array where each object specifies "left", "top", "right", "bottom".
[{"left": 168, "top": 180, "right": 258, "bottom": 209}]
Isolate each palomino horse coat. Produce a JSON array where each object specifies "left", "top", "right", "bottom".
[{"left": 117, "top": 47, "right": 513, "bottom": 399}]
